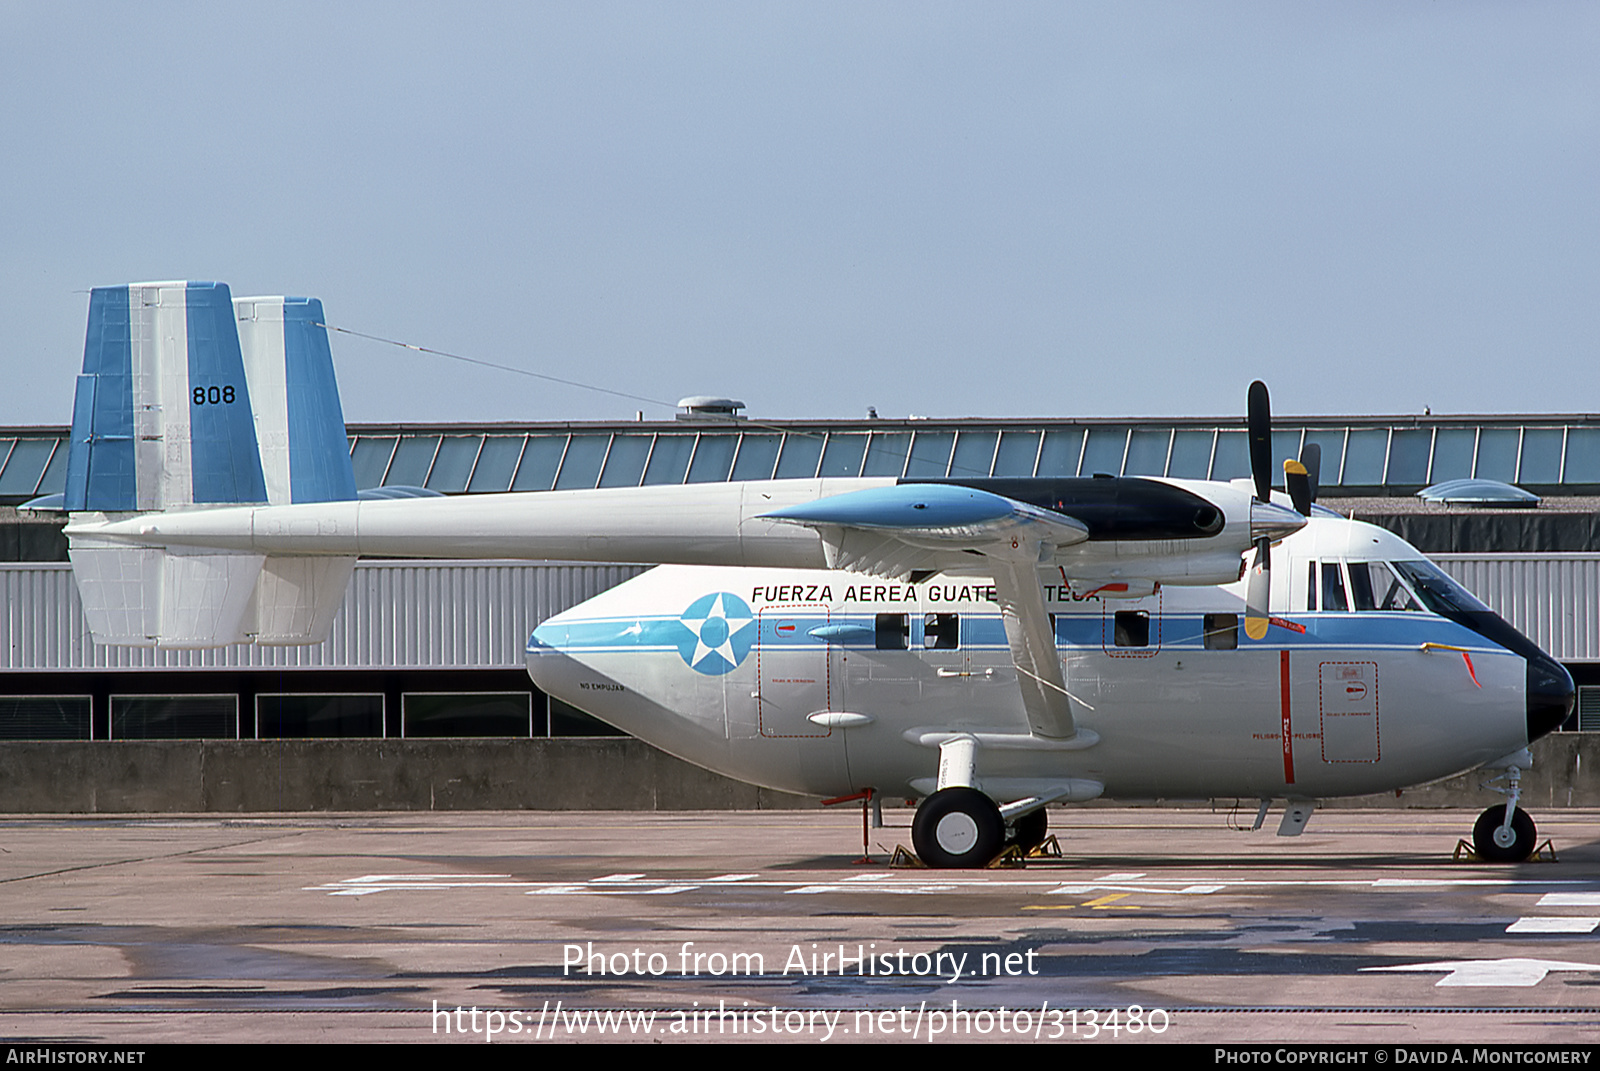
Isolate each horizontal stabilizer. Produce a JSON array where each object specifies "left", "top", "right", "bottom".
[{"left": 68, "top": 542, "right": 354, "bottom": 649}]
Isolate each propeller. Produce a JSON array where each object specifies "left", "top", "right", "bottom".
[
  {"left": 1285, "top": 443, "right": 1320, "bottom": 516},
  {"left": 1243, "top": 381, "right": 1308, "bottom": 641}
]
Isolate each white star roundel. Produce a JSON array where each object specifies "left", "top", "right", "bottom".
[{"left": 676, "top": 592, "right": 757, "bottom": 675}]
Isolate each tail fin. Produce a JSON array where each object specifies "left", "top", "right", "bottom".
[
  {"left": 65, "top": 281, "right": 357, "bottom": 648},
  {"left": 64, "top": 281, "right": 268, "bottom": 512},
  {"left": 234, "top": 295, "right": 358, "bottom": 504}
]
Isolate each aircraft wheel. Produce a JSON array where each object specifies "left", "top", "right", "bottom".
[
  {"left": 1472, "top": 804, "right": 1537, "bottom": 863},
  {"left": 1009, "top": 808, "right": 1049, "bottom": 853},
  {"left": 913, "top": 787, "right": 1005, "bottom": 868}
]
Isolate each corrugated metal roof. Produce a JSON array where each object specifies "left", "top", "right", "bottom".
[{"left": 0, "top": 561, "right": 644, "bottom": 671}]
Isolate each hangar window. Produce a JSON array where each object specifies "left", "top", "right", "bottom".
[
  {"left": 112, "top": 695, "right": 238, "bottom": 739},
  {"left": 730, "top": 434, "right": 781, "bottom": 480},
  {"left": 468, "top": 436, "right": 525, "bottom": 492},
  {"left": 686, "top": 435, "right": 738, "bottom": 483},
  {"left": 1035, "top": 428, "right": 1085, "bottom": 477},
  {"left": 511, "top": 435, "right": 567, "bottom": 491},
  {"left": 1167, "top": 430, "right": 1214, "bottom": 479},
  {"left": 257, "top": 694, "right": 385, "bottom": 738},
  {"left": 924, "top": 613, "right": 960, "bottom": 650},
  {"left": 386, "top": 436, "right": 440, "bottom": 486},
  {"left": 775, "top": 434, "right": 825, "bottom": 479},
  {"left": 993, "top": 430, "right": 1042, "bottom": 477},
  {"left": 598, "top": 434, "right": 652, "bottom": 487},
  {"left": 403, "top": 692, "right": 532, "bottom": 737},
  {"left": 349, "top": 436, "right": 397, "bottom": 489},
  {"left": 426, "top": 436, "right": 483, "bottom": 493},
  {"left": 644, "top": 435, "right": 696, "bottom": 485},
  {"left": 0, "top": 696, "right": 91, "bottom": 740},
  {"left": 951, "top": 430, "right": 998, "bottom": 479},
  {"left": 905, "top": 432, "right": 955, "bottom": 479},
  {"left": 862, "top": 432, "right": 912, "bottom": 478}
]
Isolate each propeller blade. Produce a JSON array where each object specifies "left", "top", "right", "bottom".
[
  {"left": 1285, "top": 458, "right": 1312, "bottom": 517},
  {"left": 1245, "top": 536, "right": 1271, "bottom": 641},
  {"left": 1299, "top": 442, "right": 1321, "bottom": 505},
  {"left": 1247, "top": 380, "right": 1272, "bottom": 503}
]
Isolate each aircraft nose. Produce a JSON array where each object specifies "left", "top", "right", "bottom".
[{"left": 1526, "top": 652, "right": 1574, "bottom": 742}]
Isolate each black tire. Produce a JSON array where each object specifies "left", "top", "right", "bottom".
[
  {"left": 913, "top": 787, "right": 1005, "bottom": 868},
  {"left": 1472, "top": 804, "right": 1537, "bottom": 863},
  {"left": 1009, "top": 808, "right": 1049, "bottom": 853}
]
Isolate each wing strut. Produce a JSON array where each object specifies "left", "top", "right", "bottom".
[{"left": 989, "top": 559, "right": 1080, "bottom": 741}]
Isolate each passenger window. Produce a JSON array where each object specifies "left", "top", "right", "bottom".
[
  {"left": 876, "top": 613, "right": 909, "bottom": 650},
  {"left": 1321, "top": 562, "right": 1348, "bottom": 612},
  {"left": 1204, "top": 613, "right": 1238, "bottom": 650},
  {"left": 924, "top": 613, "right": 959, "bottom": 650},
  {"left": 1114, "top": 610, "right": 1150, "bottom": 648}
]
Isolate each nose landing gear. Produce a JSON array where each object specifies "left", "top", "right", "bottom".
[
  {"left": 1466, "top": 762, "right": 1547, "bottom": 863},
  {"left": 1471, "top": 804, "right": 1537, "bottom": 863}
]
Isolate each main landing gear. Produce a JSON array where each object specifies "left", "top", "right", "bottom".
[
  {"left": 912, "top": 787, "right": 1005, "bottom": 868},
  {"left": 910, "top": 788, "right": 1050, "bottom": 867}
]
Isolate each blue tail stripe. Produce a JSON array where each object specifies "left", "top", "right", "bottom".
[
  {"left": 64, "top": 286, "right": 137, "bottom": 511},
  {"left": 283, "top": 297, "right": 357, "bottom": 503},
  {"left": 184, "top": 282, "right": 268, "bottom": 504}
]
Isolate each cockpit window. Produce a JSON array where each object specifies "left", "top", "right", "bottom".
[
  {"left": 1392, "top": 560, "right": 1492, "bottom": 616},
  {"left": 1349, "top": 561, "right": 1424, "bottom": 612},
  {"left": 1321, "top": 562, "right": 1348, "bottom": 612}
]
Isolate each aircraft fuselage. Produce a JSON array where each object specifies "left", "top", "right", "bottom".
[{"left": 527, "top": 516, "right": 1557, "bottom": 805}]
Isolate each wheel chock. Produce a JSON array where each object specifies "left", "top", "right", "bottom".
[
  {"left": 1029, "top": 834, "right": 1063, "bottom": 859},
  {"left": 1452, "top": 838, "right": 1558, "bottom": 863},
  {"left": 987, "top": 844, "right": 1029, "bottom": 868},
  {"left": 890, "top": 845, "right": 926, "bottom": 868}
]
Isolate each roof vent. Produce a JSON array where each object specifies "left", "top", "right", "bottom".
[
  {"left": 1417, "top": 478, "right": 1540, "bottom": 508},
  {"left": 676, "top": 396, "right": 746, "bottom": 421}
]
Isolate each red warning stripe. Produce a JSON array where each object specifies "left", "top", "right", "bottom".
[{"left": 1280, "top": 650, "right": 1295, "bottom": 785}]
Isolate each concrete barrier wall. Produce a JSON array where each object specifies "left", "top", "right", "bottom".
[{"left": 0, "top": 734, "right": 1593, "bottom": 814}]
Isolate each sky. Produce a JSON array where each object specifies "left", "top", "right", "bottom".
[{"left": 2, "top": 2, "right": 1597, "bottom": 426}]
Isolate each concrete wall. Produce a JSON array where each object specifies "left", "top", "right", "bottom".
[
  {"left": 0, "top": 734, "right": 1592, "bottom": 814},
  {"left": 0, "top": 738, "right": 810, "bottom": 813}
]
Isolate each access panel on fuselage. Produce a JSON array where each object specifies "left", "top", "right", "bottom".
[{"left": 753, "top": 604, "right": 834, "bottom": 738}]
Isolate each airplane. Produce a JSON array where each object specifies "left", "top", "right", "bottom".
[{"left": 37, "top": 281, "right": 1575, "bottom": 866}]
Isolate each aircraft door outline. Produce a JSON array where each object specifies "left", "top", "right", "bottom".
[{"left": 755, "top": 603, "right": 834, "bottom": 738}]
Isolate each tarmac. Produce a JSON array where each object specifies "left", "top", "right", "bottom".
[{"left": 2, "top": 806, "right": 1599, "bottom": 1045}]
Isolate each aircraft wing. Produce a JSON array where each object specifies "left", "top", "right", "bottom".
[
  {"left": 763, "top": 483, "right": 1087, "bottom": 740},
  {"left": 760, "top": 484, "right": 1090, "bottom": 576}
]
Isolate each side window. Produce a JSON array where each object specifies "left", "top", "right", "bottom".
[
  {"left": 924, "top": 613, "right": 959, "bottom": 650},
  {"left": 875, "top": 613, "right": 909, "bottom": 650},
  {"left": 1203, "top": 613, "right": 1238, "bottom": 650},
  {"left": 1306, "top": 561, "right": 1318, "bottom": 612},
  {"left": 1114, "top": 610, "right": 1150, "bottom": 648},
  {"left": 1321, "top": 562, "right": 1349, "bottom": 612}
]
